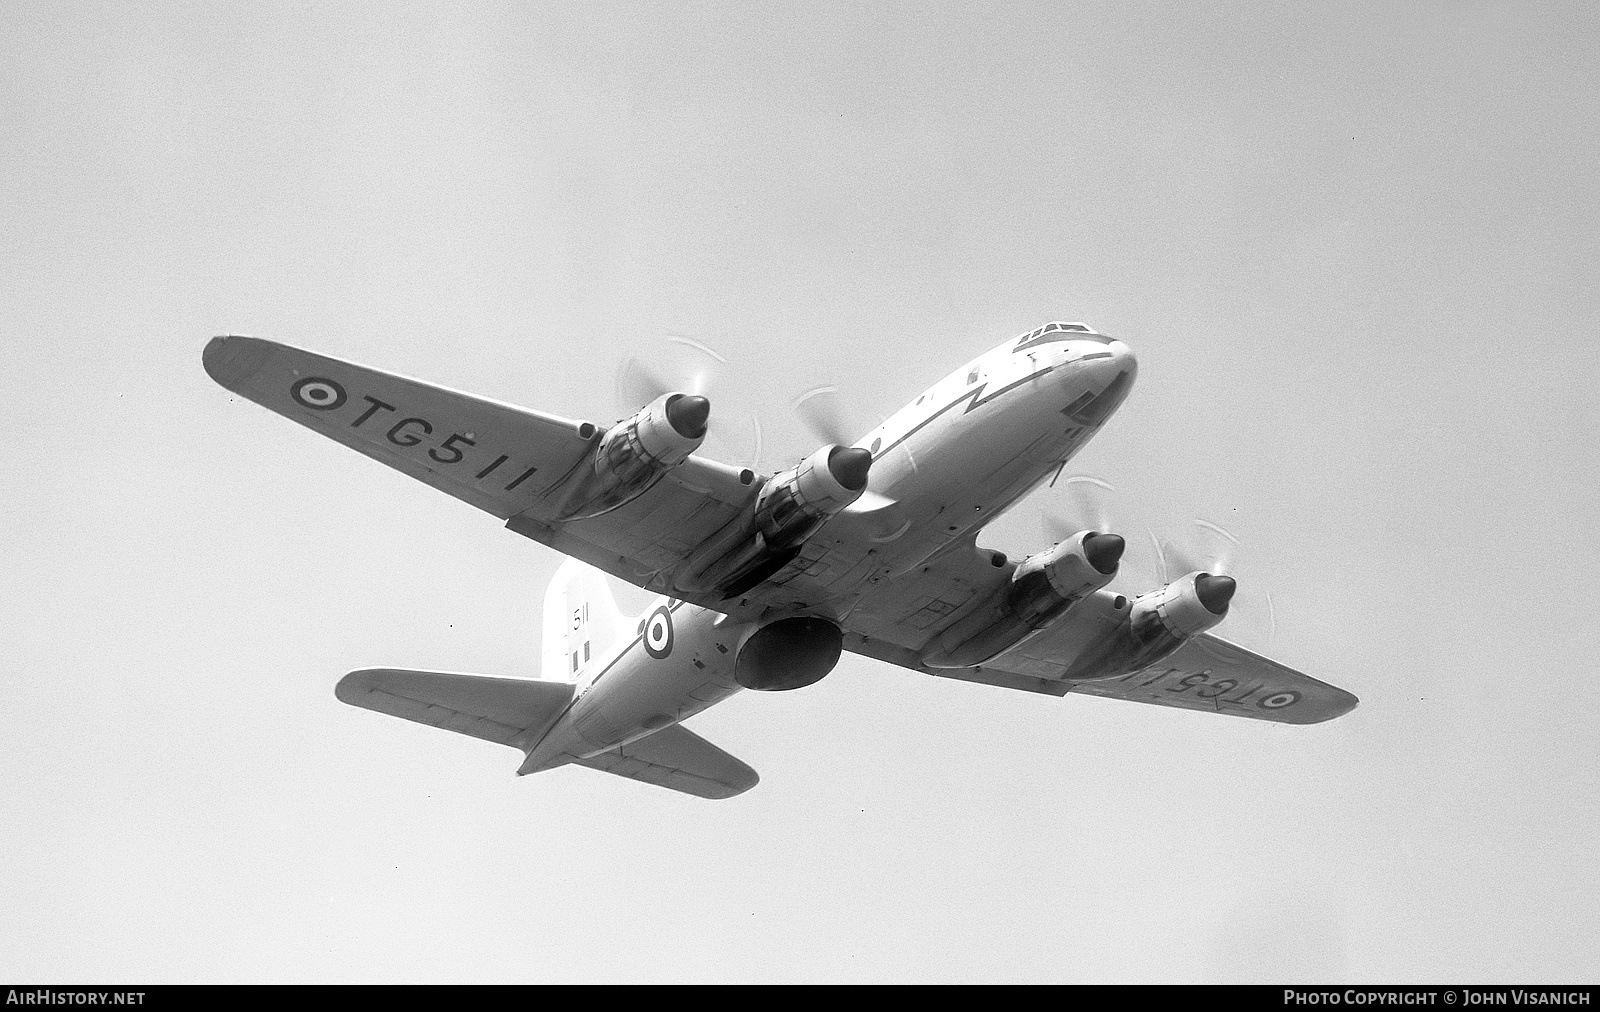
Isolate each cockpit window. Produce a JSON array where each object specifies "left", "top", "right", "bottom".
[{"left": 1014, "top": 321, "right": 1114, "bottom": 353}]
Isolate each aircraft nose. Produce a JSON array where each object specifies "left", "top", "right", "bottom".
[
  {"left": 1086, "top": 338, "right": 1136, "bottom": 375},
  {"left": 1068, "top": 337, "right": 1136, "bottom": 383},
  {"left": 1060, "top": 338, "right": 1137, "bottom": 427}
]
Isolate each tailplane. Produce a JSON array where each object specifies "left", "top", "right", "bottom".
[
  {"left": 573, "top": 724, "right": 759, "bottom": 799},
  {"left": 336, "top": 668, "right": 573, "bottom": 749}
]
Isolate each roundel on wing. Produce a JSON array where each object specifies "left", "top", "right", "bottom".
[
  {"left": 1259, "top": 690, "right": 1300, "bottom": 709},
  {"left": 644, "top": 606, "right": 674, "bottom": 659},
  {"left": 291, "top": 376, "right": 347, "bottom": 411}
]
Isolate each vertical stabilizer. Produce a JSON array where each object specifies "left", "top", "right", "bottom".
[{"left": 541, "top": 559, "right": 627, "bottom": 683}]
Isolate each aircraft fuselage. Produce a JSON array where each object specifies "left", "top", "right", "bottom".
[{"left": 521, "top": 324, "right": 1138, "bottom": 773}]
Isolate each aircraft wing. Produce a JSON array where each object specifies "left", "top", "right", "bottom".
[
  {"left": 853, "top": 626, "right": 1357, "bottom": 725},
  {"left": 1058, "top": 633, "right": 1358, "bottom": 724},
  {"left": 574, "top": 724, "right": 759, "bottom": 799},
  {"left": 205, "top": 336, "right": 760, "bottom": 603}
]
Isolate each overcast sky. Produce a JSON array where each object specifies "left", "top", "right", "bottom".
[{"left": 3, "top": 1, "right": 1597, "bottom": 983}]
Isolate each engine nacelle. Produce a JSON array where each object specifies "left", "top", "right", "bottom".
[
  {"left": 923, "top": 531, "right": 1124, "bottom": 669},
  {"left": 673, "top": 444, "right": 873, "bottom": 599},
  {"left": 561, "top": 393, "right": 709, "bottom": 520},
  {"left": 1133, "top": 571, "right": 1237, "bottom": 639},
  {"left": 1062, "top": 571, "right": 1237, "bottom": 680},
  {"left": 1005, "top": 532, "right": 1125, "bottom": 627},
  {"left": 734, "top": 616, "right": 843, "bottom": 691},
  {"left": 752, "top": 444, "right": 873, "bottom": 549}
]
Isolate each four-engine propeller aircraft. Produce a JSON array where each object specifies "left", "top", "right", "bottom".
[{"left": 204, "top": 322, "right": 1357, "bottom": 799}]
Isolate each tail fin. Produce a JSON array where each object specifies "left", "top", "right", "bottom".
[{"left": 541, "top": 559, "right": 627, "bottom": 683}]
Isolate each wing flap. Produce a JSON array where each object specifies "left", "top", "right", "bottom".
[
  {"left": 575, "top": 724, "right": 759, "bottom": 799},
  {"left": 336, "top": 668, "right": 575, "bottom": 747}
]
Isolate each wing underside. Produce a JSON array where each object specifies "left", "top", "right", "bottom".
[
  {"left": 851, "top": 628, "right": 1357, "bottom": 725},
  {"left": 1059, "top": 633, "right": 1358, "bottom": 724},
  {"left": 205, "top": 335, "right": 762, "bottom": 608}
]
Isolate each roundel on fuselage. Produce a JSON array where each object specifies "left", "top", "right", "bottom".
[{"left": 644, "top": 606, "right": 674, "bottom": 659}]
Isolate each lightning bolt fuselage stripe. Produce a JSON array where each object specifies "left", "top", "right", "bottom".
[{"left": 873, "top": 364, "right": 1057, "bottom": 460}]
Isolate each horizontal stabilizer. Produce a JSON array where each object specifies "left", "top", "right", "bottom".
[
  {"left": 574, "top": 724, "right": 758, "bottom": 800},
  {"left": 336, "top": 668, "right": 574, "bottom": 748}
]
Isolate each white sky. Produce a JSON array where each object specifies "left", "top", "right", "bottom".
[{"left": 3, "top": 1, "right": 1597, "bottom": 983}]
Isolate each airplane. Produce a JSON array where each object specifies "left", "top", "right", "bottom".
[{"left": 203, "top": 321, "right": 1357, "bottom": 799}]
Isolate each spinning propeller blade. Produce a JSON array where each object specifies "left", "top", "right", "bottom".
[
  {"left": 1042, "top": 474, "right": 1117, "bottom": 543},
  {"left": 1149, "top": 518, "right": 1275, "bottom": 642},
  {"left": 613, "top": 335, "right": 764, "bottom": 468},
  {"left": 791, "top": 385, "right": 852, "bottom": 448}
]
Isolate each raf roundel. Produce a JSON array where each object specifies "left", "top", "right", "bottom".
[
  {"left": 1259, "top": 691, "right": 1300, "bottom": 710},
  {"left": 643, "top": 606, "right": 674, "bottom": 659},
  {"left": 291, "top": 377, "right": 347, "bottom": 411}
]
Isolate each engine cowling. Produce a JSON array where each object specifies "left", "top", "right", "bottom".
[
  {"left": 561, "top": 393, "right": 709, "bottom": 520},
  {"left": 1134, "top": 571, "right": 1237, "bottom": 639},
  {"left": 678, "top": 444, "right": 871, "bottom": 599},
  {"left": 1005, "top": 531, "right": 1125, "bottom": 627},
  {"left": 922, "top": 531, "right": 1124, "bottom": 669},
  {"left": 1062, "top": 571, "right": 1237, "bottom": 680},
  {"left": 734, "top": 616, "right": 843, "bottom": 690},
  {"left": 752, "top": 444, "right": 873, "bottom": 549}
]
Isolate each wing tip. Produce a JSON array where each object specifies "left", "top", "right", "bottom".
[
  {"left": 720, "top": 767, "right": 761, "bottom": 799},
  {"left": 202, "top": 333, "right": 269, "bottom": 391},
  {"left": 334, "top": 667, "right": 385, "bottom": 706},
  {"left": 682, "top": 765, "right": 761, "bottom": 800},
  {"left": 1281, "top": 686, "right": 1360, "bottom": 725}
]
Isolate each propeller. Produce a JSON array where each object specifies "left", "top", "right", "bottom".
[
  {"left": 614, "top": 335, "right": 763, "bottom": 467},
  {"left": 1148, "top": 518, "right": 1275, "bottom": 643},
  {"left": 791, "top": 384, "right": 852, "bottom": 447},
  {"left": 1042, "top": 475, "right": 1276, "bottom": 644},
  {"left": 614, "top": 334, "right": 726, "bottom": 412},
  {"left": 616, "top": 341, "right": 867, "bottom": 474},
  {"left": 1149, "top": 519, "right": 1239, "bottom": 586},
  {"left": 1041, "top": 474, "right": 1118, "bottom": 544}
]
